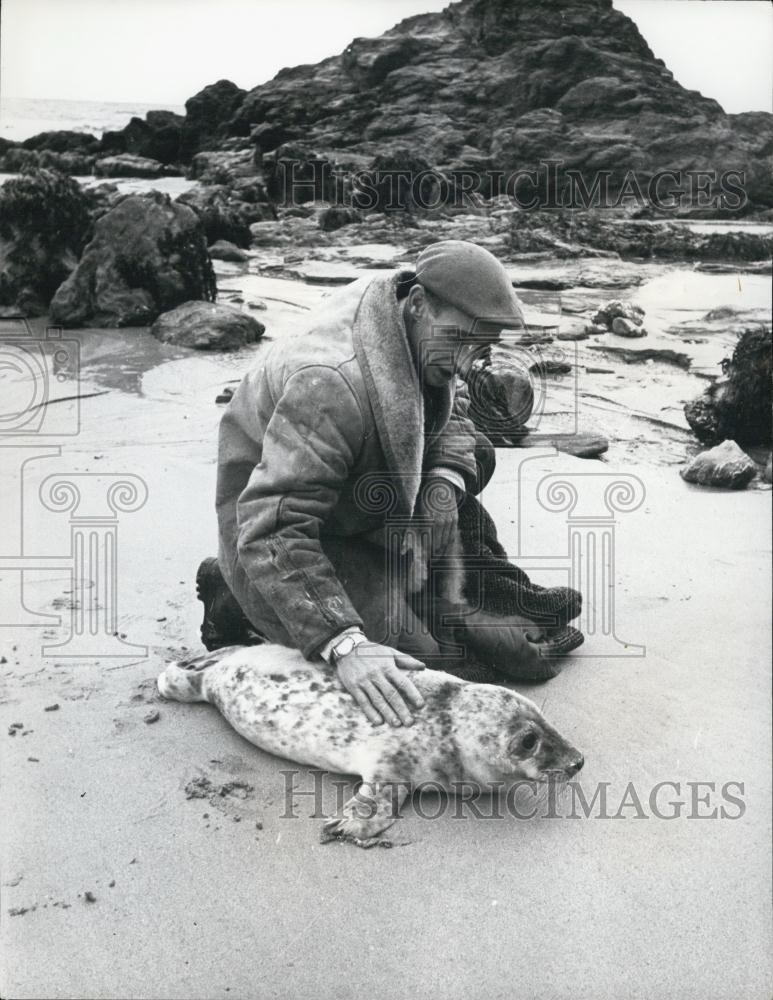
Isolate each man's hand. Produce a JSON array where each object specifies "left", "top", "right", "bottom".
[
  {"left": 335, "top": 642, "right": 425, "bottom": 726},
  {"left": 416, "top": 475, "right": 461, "bottom": 554}
]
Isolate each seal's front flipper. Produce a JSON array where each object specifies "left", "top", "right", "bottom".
[{"left": 320, "top": 780, "right": 409, "bottom": 849}]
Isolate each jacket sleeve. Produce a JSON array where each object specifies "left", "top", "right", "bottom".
[
  {"left": 424, "top": 380, "right": 480, "bottom": 492},
  {"left": 235, "top": 364, "right": 366, "bottom": 658}
]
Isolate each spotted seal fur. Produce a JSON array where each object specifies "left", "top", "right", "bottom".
[{"left": 158, "top": 644, "right": 584, "bottom": 846}]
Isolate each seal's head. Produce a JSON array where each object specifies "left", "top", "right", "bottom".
[{"left": 492, "top": 695, "right": 584, "bottom": 782}]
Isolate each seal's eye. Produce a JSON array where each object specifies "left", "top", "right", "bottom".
[{"left": 521, "top": 732, "right": 538, "bottom": 751}]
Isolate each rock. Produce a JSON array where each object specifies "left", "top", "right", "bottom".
[
  {"left": 552, "top": 433, "right": 609, "bottom": 458},
  {"left": 529, "top": 358, "right": 572, "bottom": 376},
  {"left": 611, "top": 316, "right": 647, "bottom": 338},
  {"left": 22, "top": 130, "right": 100, "bottom": 155},
  {"left": 151, "top": 301, "right": 265, "bottom": 350},
  {"left": 765, "top": 453, "right": 772, "bottom": 484},
  {"left": 208, "top": 239, "right": 249, "bottom": 262},
  {"left": 180, "top": 79, "right": 247, "bottom": 159},
  {"left": 684, "top": 327, "right": 772, "bottom": 444},
  {"left": 318, "top": 206, "right": 362, "bottom": 231},
  {"left": 188, "top": 148, "right": 255, "bottom": 185},
  {"left": 38, "top": 150, "right": 96, "bottom": 175},
  {"left": 680, "top": 440, "right": 758, "bottom": 489},
  {"left": 507, "top": 212, "right": 773, "bottom": 262},
  {"left": 215, "top": 387, "right": 235, "bottom": 403},
  {"left": 592, "top": 299, "right": 645, "bottom": 330},
  {"left": 49, "top": 192, "right": 216, "bottom": 328},
  {"left": 84, "top": 182, "right": 124, "bottom": 222},
  {"left": 99, "top": 110, "right": 184, "bottom": 164},
  {"left": 0, "top": 147, "right": 42, "bottom": 172},
  {"left": 94, "top": 154, "right": 165, "bottom": 178},
  {"left": 0, "top": 168, "right": 92, "bottom": 316},
  {"left": 250, "top": 120, "right": 296, "bottom": 156},
  {"left": 176, "top": 184, "right": 260, "bottom": 247},
  {"left": 359, "top": 149, "right": 443, "bottom": 213},
  {"left": 584, "top": 322, "right": 610, "bottom": 337},
  {"left": 513, "top": 429, "right": 609, "bottom": 458},
  {"left": 588, "top": 344, "right": 691, "bottom": 368},
  {"left": 262, "top": 143, "right": 335, "bottom": 204},
  {"left": 227, "top": 0, "right": 773, "bottom": 210},
  {"left": 19, "top": 0, "right": 773, "bottom": 216}
]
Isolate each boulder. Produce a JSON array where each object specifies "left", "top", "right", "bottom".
[
  {"left": 318, "top": 206, "right": 362, "bottom": 231},
  {"left": 262, "top": 143, "right": 337, "bottom": 204},
  {"left": 99, "top": 110, "right": 184, "bottom": 164},
  {"left": 177, "top": 183, "right": 270, "bottom": 247},
  {"left": 0, "top": 147, "right": 41, "bottom": 172},
  {"left": 359, "top": 148, "right": 443, "bottom": 213},
  {"left": 611, "top": 316, "right": 647, "bottom": 338},
  {"left": 0, "top": 168, "right": 92, "bottom": 316},
  {"left": 551, "top": 432, "right": 609, "bottom": 458},
  {"left": 592, "top": 299, "right": 646, "bottom": 330},
  {"left": 684, "top": 327, "right": 772, "bottom": 445},
  {"left": 188, "top": 148, "right": 255, "bottom": 184},
  {"left": 22, "top": 130, "right": 100, "bottom": 154},
  {"left": 38, "top": 150, "right": 96, "bottom": 175},
  {"left": 180, "top": 79, "right": 247, "bottom": 159},
  {"left": 49, "top": 192, "right": 216, "bottom": 328},
  {"left": 680, "top": 440, "right": 758, "bottom": 489},
  {"left": 208, "top": 239, "right": 249, "bottom": 262},
  {"left": 94, "top": 154, "right": 165, "bottom": 178},
  {"left": 151, "top": 301, "right": 264, "bottom": 350}
]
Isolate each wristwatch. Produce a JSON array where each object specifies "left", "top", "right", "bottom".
[{"left": 329, "top": 630, "right": 368, "bottom": 665}]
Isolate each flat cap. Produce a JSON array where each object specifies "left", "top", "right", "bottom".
[{"left": 415, "top": 240, "right": 524, "bottom": 328}]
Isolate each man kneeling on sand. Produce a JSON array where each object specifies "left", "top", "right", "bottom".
[{"left": 196, "top": 240, "right": 583, "bottom": 727}]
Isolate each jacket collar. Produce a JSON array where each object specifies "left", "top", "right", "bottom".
[{"left": 352, "top": 272, "right": 452, "bottom": 516}]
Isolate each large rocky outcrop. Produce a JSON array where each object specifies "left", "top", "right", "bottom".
[
  {"left": 5, "top": 0, "right": 772, "bottom": 214},
  {"left": 0, "top": 168, "right": 92, "bottom": 316},
  {"left": 49, "top": 192, "right": 216, "bottom": 327},
  {"left": 224, "top": 0, "right": 773, "bottom": 209}
]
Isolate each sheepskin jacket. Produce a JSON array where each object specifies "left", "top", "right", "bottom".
[{"left": 215, "top": 271, "right": 479, "bottom": 657}]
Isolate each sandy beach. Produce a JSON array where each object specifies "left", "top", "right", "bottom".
[{"left": 1, "top": 249, "right": 771, "bottom": 999}]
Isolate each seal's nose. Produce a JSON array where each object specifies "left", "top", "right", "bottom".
[{"left": 568, "top": 754, "right": 584, "bottom": 774}]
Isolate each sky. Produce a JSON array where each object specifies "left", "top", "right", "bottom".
[{"left": 0, "top": 0, "right": 771, "bottom": 114}]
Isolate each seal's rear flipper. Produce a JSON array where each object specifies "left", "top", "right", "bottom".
[
  {"left": 157, "top": 649, "right": 236, "bottom": 702},
  {"left": 320, "top": 781, "right": 409, "bottom": 849}
]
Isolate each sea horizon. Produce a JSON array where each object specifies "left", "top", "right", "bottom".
[{"left": 0, "top": 94, "right": 186, "bottom": 143}]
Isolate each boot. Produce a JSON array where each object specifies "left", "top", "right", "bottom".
[{"left": 196, "top": 557, "right": 265, "bottom": 652}]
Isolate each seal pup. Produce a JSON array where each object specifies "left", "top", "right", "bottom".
[{"left": 158, "top": 644, "right": 584, "bottom": 847}]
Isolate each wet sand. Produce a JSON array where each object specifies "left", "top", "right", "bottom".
[{"left": 1, "top": 256, "right": 771, "bottom": 999}]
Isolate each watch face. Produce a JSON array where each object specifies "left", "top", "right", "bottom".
[{"left": 334, "top": 636, "right": 354, "bottom": 660}]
